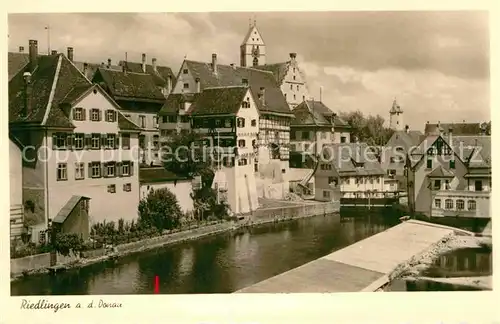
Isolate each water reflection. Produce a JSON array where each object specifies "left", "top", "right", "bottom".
[{"left": 12, "top": 212, "right": 398, "bottom": 295}]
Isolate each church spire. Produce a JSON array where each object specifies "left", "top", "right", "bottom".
[{"left": 240, "top": 20, "right": 266, "bottom": 67}]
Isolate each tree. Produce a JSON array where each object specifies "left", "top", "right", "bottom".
[
  {"left": 190, "top": 184, "right": 231, "bottom": 221},
  {"left": 340, "top": 110, "right": 394, "bottom": 145},
  {"left": 138, "top": 188, "right": 183, "bottom": 231},
  {"left": 163, "top": 131, "right": 213, "bottom": 178}
]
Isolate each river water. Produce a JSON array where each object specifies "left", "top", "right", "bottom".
[{"left": 11, "top": 212, "right": 400, "bottom": 295}]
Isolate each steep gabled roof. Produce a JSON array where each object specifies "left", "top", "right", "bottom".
[
  {"left": 93, "top": 68, "right": 166, "bottom": 102},
  {"left": 119, "top": 61, "right": 176, "bottom": 88},
  {"left": 254, "top": 62, "right": 289, "bottom": 85},
  {"left": 8, "top": 52, "right": 30, "bottom": 81},
  {"left": 424, "top": 122, "right": 482, "bottom": 136},
  {"left": 291, "top": 101, "right": 331, "bottom": 127},
  {"left": 387, "top": 130, "right": 425, "bottom": 150},
  {"left": 451, "top": 135, "right": 491, "bottom": 169},
  {"left": 9, "top": 54, "right": 92, "bottom": 128},
  {"left": 190, "top": 86, "right": 250, "bottom": 116},
  {"left": 159, "top": 93, "right": 199, "bottom": 115},
  {"left": 183, "top": 60, "right": 292, "bottom": 116}
]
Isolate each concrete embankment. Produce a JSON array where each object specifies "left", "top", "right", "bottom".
[
  {"left": 236, "top": 220, "right": 460, "bottom": 293},
  {"left": 11, "top": 201, "right": 339, "bottom": 281}
]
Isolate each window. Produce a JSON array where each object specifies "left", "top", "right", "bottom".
[
  {"left": 106, "top": 134, "right": 116, "bottom": 149},
  {"left": 122, "top": 134, "right": 130, "bottom": 149},
  {"left": 434, "top": 180, "right": 441, "bottom": 190},
  {"left": 376, "top": 178, "right": 380, "bottom": 184},
  {"left": 302, "top": 131, "right": 310, "bottom": 140},
  {"left": 344, "top": 178, "right": 351, "bottom": 185},
  {"left": 426, "top": 159, "right": 433, "bottom": 169},
  {"left": 238, "top": 139, "right": 246, "bottom": 148},
  {"left": 253, "top": 57, "right": 258, "bottom": 66},
  {"left": 183, "top": 83, "right": 189, "bottom": 89},
  {"left": 105, "top": 110, "right": 116, "bottom": 122},
  {"left": 369, "top": 177, "right": 374, "bottom": 184},
  {"left": 475, "top": 180, "right": 483, "bottom": 192},
  {"left": 180, "top": 115, "right": 189, "bottom": 123},
  {"left": 468, "top": 200, "right": 476, "bottom": 211},
  {"left": 296, "top": 85, "right": 299, "bottom": 90},
  {"left": 139, "top": 135, "right": 146, "bottom": 149},
  {"left": 57, "top": 163, "right": 67, "bottom": 181},
  {"left": 90, "top": 162, "right": 101, "bottom": 178},
  {"left": 123, "top": 183, "right": 132, "bottom": 192},
  {"left": 241, "top": 101, "right": 250, "bottom": 108},
  {"left": 445, "top": 199, "right": 454, "bottom": 210},
  {"left": 91, "top": 108, "right": 100, "bottom": 121},
  {"left": 107, "top": 184, "right": 116, "bottom": 193},
  {"left": 290, "top": 132, "right": 296, "bottom": 140},
  {"left": 139, "top": 115, "right": 146, "bottom": 128},
  {"left": 238, "top": 158, "right": 248, "bottom": 166},
  {"left": 328, "top": 176, "right": 335, "bottom": 184},
  {"left": 75, "top": 162, "right": 84, "bottom": 180},
  {"left": 251, "top": 119, "right": 257, "bottom": 127},
  {"left": 323, "top": 190, "right": 331, "bottom": 199},
  {"left": 456, "top": 199, "right": 465, "bottom": 210},
  {"left": 104, "top": 162, "right": 116, "bottom": 178},
  {"left": 225, "top": 119, "right": 231, "bottom": 128},
  {"left": 54, "top": 133, "right": 67, "bottom": 149},
  {"left": 153, "top": 116, "right": 159, "bottom": 127},
  {"left": 91, "top": 134, "right": 100, "bottom": 149},
  {"left": 237, "top": 118, "right": 245, "bottom": 128},
  {"left": 293, "top": 94, "right": 296, "bottom": 100},
  {"left": 122, "top": 162, "right": 131, "bottom": 176},
  {"left": 183, "top": 69, "right": 188, "bottom": 74},
  {"left": 290, "top": 84, "right": 293, "bottom": 90},
  {"left": 445, "top": 180, "right": 450, "bottom": 190},
  {"left": 73, "top": 107, "right": 85, "bottom": 121},
  {"left": 254, "top": 162, "right": 258, "bottom": 172},
  {"left": 340, "top": 136, "right": 346, "bottom": 143},
  {"left": 153, "top": 135, "right": 159, "bottom": 149},
  {"left": 74, "top": 133, "right": 84, "bottom": 150},
  {"left": 449, "top": 160, "right": 455, "bottom": 169},
  {"left": 434, "top": 199, "right": 441, "bottom": 208}
]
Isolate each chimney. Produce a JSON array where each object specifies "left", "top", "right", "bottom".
[
  {"left": 152, "top": 58, "right": 157, "bottom": 72},
  {"left": 51, "top": 50, "right": 57, "bottom": 55},
  {"left": 83, "top": 62, "right": 88, "bottom": 78},
  {"left": 19, "top": 46, "right": 24, "bottom": 53},
  {"left": 405, "top": 125, "right": 409, "bottom": 134},
  {"left": 195, "top": 77, "right": 201, "bottom": 93},
  {"left": 28, "top": 40, "right": 38, "bottom": 73},
  {"left": 107, "top": 58, "right": 111, "bottom": 68},
  {"left": 67, "top": 47, "right": 74, "bottom": 62},
  {"left": 22, "top": 71, "right": 32, "bottom": 117},
  {"left": 448, "top": 127, "right": 453, "bottom": 144},
  {"left": 242, "top": 78, "right": 248, "bottom": 86},
  {"left": 289, "top": 52, "right": 297, "bottom": 62},
  {"left": 211, "top": 53, "right": 217, "bottom": 74},
  {"left": 141, "top": 53, "right": 146, "bottom": 73}
]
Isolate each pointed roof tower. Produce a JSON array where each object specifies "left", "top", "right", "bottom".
[
  {"left": 390, "top": 98, "right": 403, "bottom": 114},
  {"left": 241, "top": 19, "right": 265, "bottom": 46}
]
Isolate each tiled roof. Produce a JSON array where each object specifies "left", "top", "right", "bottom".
[
  {"left": 427, "top": 166, "right": 455, "bottom": 178},
  {"left": 160, "top": 93, "right": 199, "bottom": 115},
  {"left": 118, "top": 112, "right": 142, "bottom": 131},
  {"left": 291, "top": 101, "right": 331, "bottom": 127},
  {"left": 119, "top": 60, "right": 176, "bottom": 88},
  {"left": 451, "top": 136, "right": 491, "bottom": 169},
  {"left": 8, "top": 52, "right": 30, "bottom": 81},
  {"left": 139, "top": 167, "right": 189, "bottom": 184},
  {"left": 53, "top": 195, "right": 90, "bottom": 224},
  {"left": 327, "top": 143, "right": 385, "bottom": 176},
  {"left": 254, "top": 62, "right": 289, "bottom": 85},
  {"left": 388, "top": 130, "right": 425, "bottom": 150},
  {"left": 93, "top": 68, "right": 166, "bottom": 102},
  {"left": 190, "top": 86, "right": 250, "bottom": 116},
  {"left": 307, "top": 100, "right": 334, "bottom": 117},
  {"left": 9, "top": 54, "right": 92, "bottom": 128},
  {"left": 425, "top": 122, "right": 482, "bottom": 136},
  {"left": 183, "top": 60, "right": 292, "bottom": 116},
  {"left": 73, "top": 61, "right": 122, "bottom": 80},
  {"left": 333, "top": 115, "right": 350, "bottom": 128}
]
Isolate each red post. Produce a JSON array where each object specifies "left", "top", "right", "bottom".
[{"left": 154, "top": 275, "right": 159, "bottom": 294}]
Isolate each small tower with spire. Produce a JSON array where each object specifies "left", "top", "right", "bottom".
[
  {"left": 240, "top": 18, "right": 266, "bottom": 67},
  {"left": 389, "top": 98, "right": 404, "bottom": 131}
]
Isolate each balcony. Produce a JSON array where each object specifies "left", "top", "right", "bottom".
[{"left": 431, "top": 190, "right": 491, "bottom": 219}]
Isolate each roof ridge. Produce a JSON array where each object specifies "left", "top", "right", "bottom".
[
  {"left": 41, "top": 55, "right": 63, "bottom": 126},
  {"left": 204, "top": 85, "right": 249, "bottom": 90}
]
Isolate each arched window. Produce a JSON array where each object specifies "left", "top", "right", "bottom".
[
  {"left": 238, "top": 139, "right": 246, "bottom": 148},
  {"left": 237, "top": 118, "right": 245, "bottom": 128},
  {"left": 251, "top": 119, "right": 257, "bottom": 126},
  {"left": 253, "top": 57, "right": 258, "bottom": 67},
  {"left": 456, "top": 199, "right": 464, "bottom": 210},
  {"left": 241, "top": 101, "right": 250, "bottom": 108},
  {"left": 468, "top": 200, "right": 476, "bottom": 211},
  {"left": 445, "top": 199, "right": 454, "bottom": 210}
]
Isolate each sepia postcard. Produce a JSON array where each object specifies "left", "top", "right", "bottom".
[{"left": 2, "top": 4, "right": 498, "bottom": 324}]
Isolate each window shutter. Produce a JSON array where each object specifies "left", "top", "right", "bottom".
[
  {"left": 52, "top": 134, "right": 58, "bottom": 150},
  {"left": 113, "top": 111, "right": 118, "bottom": 122},
  {"left": 88, "top": 163, "right": 92, "bottom": 178},
  {"left": 117, "top": 162, "right": 123, "bottom": 177},
  {"left": 104, "top": 110, "right": 109, "bottom": 122},
  {"left": 115, "top": 135, "right": 120, "bottom": 149},
  {"left": 130, "top": 161, "right": 134, "bottom": 176},
  {"left": 101, "top": 134, "right": 107, "bottom": 148},
  {"left": 82, "top": 108, "right": 86, "bottom": 121},
  {"left": 84, "top": 134, "right": 92, "bottom": 149},
  {"left": 67, "top": 133, "right": 74, "bottom": 150},
  {"left": 98, "top": 109, "right": 102, "bottom": 121},
  {"left": 101, "top": 162, "right": 106, "bottom": 178}
]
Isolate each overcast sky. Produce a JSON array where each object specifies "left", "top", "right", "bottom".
[{"left": 8, "top": 12, "right": 489, "bottom": 131}]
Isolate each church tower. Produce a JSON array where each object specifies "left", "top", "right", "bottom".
[
  {"left": 389, "top": 99, "right": 404, "bottom": 131},
  {"left": 240, "top": 20, "right": 266, "bottom": 67}
]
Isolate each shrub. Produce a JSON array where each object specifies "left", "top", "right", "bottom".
[
  {"left": 138, "top": 188, "right": 183, "bottom": 231},
  {"left": 53, "top": 233, "right": 84, "bottom": 257}
]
